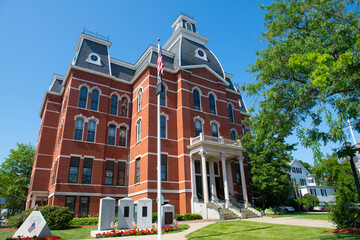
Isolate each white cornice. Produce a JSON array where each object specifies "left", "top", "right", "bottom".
[
  {"left": 163, "top": 28, "right": 209, "bottom": 50},
  {"left": 171, "top": 14, "right": 197, "bottom": 29},
  {"left": 75, "top": 33, "right": 112, "bottom": 52}
]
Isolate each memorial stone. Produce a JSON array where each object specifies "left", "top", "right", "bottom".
[
  {"left": 12, "top": 210, "right": 52, "bottom": 238},
  {"left": 161, "top": 204, "right": 175, "bottom": 227},
  {"left": 117, "top": 197, "right": 134, "bottom": 229},
  {"left": 98, "top": 197, "right": 115, "bottom": 231},
  {"left": 136, "top": 198, "right": 152, "bottom": 229}
]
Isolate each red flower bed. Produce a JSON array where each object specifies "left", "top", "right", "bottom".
[
  {"left": 95, "top": 226, "right": 179, "bottom": 238},
  {"left": 6, "top": 236, "right": 61, "bottom": 240}
]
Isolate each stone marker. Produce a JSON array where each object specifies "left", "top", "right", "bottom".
[
  {"left": 98, "top": 197, "right": 115, "bottom": 231},
  {"left": 12, "top": 210, "right": 52, "bottom": 238},
  {"left": 136, "top": 198, "right": 152, "bottom": 229},
  {"left": 161, "top": 204, "right": 175, "bottom": 227},
  {"left": 117, "top": 198, "right": 134, "bottom": 229}
]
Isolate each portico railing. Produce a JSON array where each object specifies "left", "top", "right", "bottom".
[{"left": 190, "top": 133, "right": 242, "bottom": 147}]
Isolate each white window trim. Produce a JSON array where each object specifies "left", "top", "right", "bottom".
[
  {"left": 184, "top": 21, "right": 193, "bottom": 31},
  {"left": 194, "top": 116, "right": 204, "bottom": 135},
  {"left": 108, "top": 123, "right": 117, "bottom": 146},
  {"left": 137, "top": 88, "right": 143, "bottom": 112},
  {"left": 230, "top": 128, "right": 238, "bottom": 140},
  {"left": 136, "top": 118, "right": 142, "bottom": 143},
  {"left": 210, "top": 120, "right": 220, "bottom": 137},
  {"left": 160, "top": 83, "right": 168, "bottom": 107},
  {"left": 90, "top": 87, "right": 101, "bottom": 111},
  {"left": 86, "top": 52, "right": 102, "bottom": 66},
  {"left": 195, "top": 48, "right": 207, "bottom": 61},
  {"left": 119, "top": 123, "right": 129, "bottom": 147},
  {"left": 110, "top": 92, "right": 120, "bottom": 116},
  {"left": 86, "top": 119, "right": 98, "bottom": 143},
  {"left": 192, "top": 87, "right": 202, "bottom": 111},
  {"left": 74, "top": 116, "right": 86, "bottom": 141},
  {"left": 78, "top": 84, "right": 90, "bottom": 109},
  {"left": 120, "top": 95, "right": 130, "bottom": 117},
  {"left": 208, "top": 92, "right": 217, "bottom": 115},
  {"left": 160, "top": 113, "right": 169, "bottom": 139},
  {"left": 227, "top": 102, "right": 235, "bottom": 123}
]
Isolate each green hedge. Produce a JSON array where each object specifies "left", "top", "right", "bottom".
[
  {"left": 331, "top": 202, "right": 360, "bottom": 228},
  {"left": 69, "top": 217, "right": 99, "bottom": 226},
  {"left": 7, "top": 206, "right": 74, "bottom": 230},
  {"left": 152, "top": 212, "right": 201, "bottom": 222}
]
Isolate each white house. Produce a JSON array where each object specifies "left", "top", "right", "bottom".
[{"left": 289, "top": 159, "right": 336, "bottom": 204}]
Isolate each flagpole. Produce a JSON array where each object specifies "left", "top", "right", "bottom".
[{"left": 157, "top": 39, "right": 162, "bottom": 240}]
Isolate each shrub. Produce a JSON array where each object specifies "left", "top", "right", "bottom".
[
  {"left": 39, "top": 205, "right": 74, "bottom": 230},
  {"left": 174, "top": 214, "right": 184, "bottom": 221},
  {"left": 152, "top": 212, "right": 158, "bottom": 223},
  {"left": 331, "top": 202, "right": 360, "bottom": 229},
  {"left": 7, "top": 209, "right": 33, "bottom": 228},
  {"left": 264, "top": 207, "right": 281, "bottom": 215},
  {"left": 69, "top": 217, "right": 99, "bottom": 226},
  {"left": 298, "top": 194, "right": 319, "bottom": 211},
  {"left": 183, "top": 213, "right": 202, "bottom": 220}
]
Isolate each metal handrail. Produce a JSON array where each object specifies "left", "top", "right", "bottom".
[{"left": 214, "top": 193, "right": 242, "bottom": 213}]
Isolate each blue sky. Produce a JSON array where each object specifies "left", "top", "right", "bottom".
[{"left": 0, "top": 0, "right": 358, "bottom": 165}]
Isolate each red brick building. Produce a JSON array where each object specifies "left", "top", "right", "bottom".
[{"left": 27, "top": 14, "right": 252, "bottom": 218}]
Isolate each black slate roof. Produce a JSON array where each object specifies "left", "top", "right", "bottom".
[
  {"left": 111, "top": 63, "right": 135, "bottom": 81},
  {"left": 50, "top": 78, "right": 63, "bottom": 93}
]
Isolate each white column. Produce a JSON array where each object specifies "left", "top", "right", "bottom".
[
  {"left": 221, "top": 153, "right": 230, "bottom": 208},
  {"left": 226, "top": 161, "right": 234, "bottom": 195},
  {"left": 209, "top": 160, "right": 218, "bottom": 201},
  {"left": 190, "top": 155, "right": 198, "bottom": 204},
  {"left": 238, "top": 155, "right": 248, "bottom": 207},
  {"left": 31, "top": 197, "right": 37, "bottom": 208},
  {"left": 200, "top": 151, "right": 209, "bottom": 204}
]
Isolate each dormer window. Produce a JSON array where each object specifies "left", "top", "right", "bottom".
[
  {"left": 86, "top": 53, "right": 101, "bottom": 66},
  {"left": 184, "top": 21, "right": 193, "bottom": 31},
  {"left": 195, "top": 48, "right": 207, "bottom": 61}
]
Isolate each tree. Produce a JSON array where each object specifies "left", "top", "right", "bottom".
[
  {"left": 298, "top": 193, "right": 319, "bottom": 210},
  {"left": 313, "top": 153, "right": 358, "bottom": 203},
  {"left": 243, "top": 0, "right": 360, "bottom": 161},
  {"left": 0, "top": 143, "right": 35, "bottom": 214},
  {"left": 242, "top": 103, "right": 294, "bottom": 209},
  {"left": 298, "top": 160, "right": 312, "bottom": 172}
]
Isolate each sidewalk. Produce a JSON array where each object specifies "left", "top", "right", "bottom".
[
  {"left": 242, "top": 216, "right": 336, "bottom": 229},
  {"left": 85, "top": 220, "right": 217, "bottom": 240}
]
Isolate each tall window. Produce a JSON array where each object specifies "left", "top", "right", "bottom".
[
  {"left": 137, "top": 88, "right": 142, "bottom": 112},
  {"left": 90, "top": 89, "right": 99, "bottom": 111},
  {"left": 136, "top": 119, "right": 142, "bottom": 143},
  {"left": 193, "top": 89, "right": 200, "bottom": 110},
  {"left": 160, "top": 85, "right": 166, "bottom": 106},
  {"left": 228, "top": 104, "right": 234, "bottom": 123},
  {"left": 74, "top": 118, "right": 84, "bottom": 140},
  {"left": 68, "top": 156, "right": 80, "bottom": 183},
  {"left": 161, "top": 154, "right": 167, "bottom": 181},
  {"left": 86, "top": 120, "right": 96, "bottom": 142},
  {"left": 231, "top": 130, "right": 237, "bottom": 140},
  {"left": 242, "top": 124, "right": 246, "bottom": 136},
  {"left": 235, "top": 163, "right": 242, "bottom": 185},
  {"left": 119, "top": 126, "right": 127, "bottom": 147},
  {"left": 82, "top": 158, "right": 93, "bottom": 184},
  {"left": 160, "top": 115, "right": 166, "bottom": 138},
  {"left": 78, "top": 86, "right": 88, "bottom": 108},
  {"left": 110, "top": 94, "right": 118, "bottom": 115},
  {"left": 120, "top": 97, "right": 128, "bottom": 117},
  {"left": 108, "top": 124, "right": 116, "bottom": 145},
  {"left": 79, "top": 196, "right": 90, "bottom": 217},
  {"left": 65, "top": 196, "right": 76, "bottom": 212},
  {"left": 209, "top": 94, "right": 216, "bottom": 114},
  {"left": 105, "top": 161, "right": 114, "bottom": 185},
  {"left": 135, "top": 157, "right": 141, "bottom": 183},
  {"left": 211, "top": 123, "right": 219, "bottom": 137},
  {"left": 117, "top": 162, "right": 126, "bottom": 186},
  {"left": 195, "top": 119, "right": 202, "bottom": 137}
]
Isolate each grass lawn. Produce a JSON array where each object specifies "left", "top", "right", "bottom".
[
  {"left": 186, "top": 221, "right": 357, "bottom": 240},
  {"left": 0, "top": 224, "right": 189, "bottom": 240},
  {"left": 270, "top": 212, "right": 331, "bottom": 221}
]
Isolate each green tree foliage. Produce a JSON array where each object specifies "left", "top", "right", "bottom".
[
  {"left": 298, "top": 160, "right": 312, "bottom": 172},
  {"left": 242, "top": 104, "right": 294, "bottom": 209},
  {"left": 298, "top": 193, "right": 319, "bottom": 210},
  {"left": 0, "top": 143, "right": 35, "bottom": 213},
  {"left": 244, "top": 0, "right": 360, "bottom": 160},
  {"left": 313, "top": 153, "right": 358, "bottom": 203}
]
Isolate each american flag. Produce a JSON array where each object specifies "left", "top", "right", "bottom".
[
  {"left": 110, "top": 221, "right": 114, "bottom": 229},
  {"left": 28, "top": 222, "right": 35, "bottom": 233},
  {"left": 156, "top": 41, "right": 164, "bottom": 95}
]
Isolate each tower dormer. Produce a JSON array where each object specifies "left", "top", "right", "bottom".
[{"left": 171, "top": 14, "right": 197, "bottom": 33}]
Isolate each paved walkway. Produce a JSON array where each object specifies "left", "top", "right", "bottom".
[{"left": 242, "top": 216, "right": 336, "bottom": 229}]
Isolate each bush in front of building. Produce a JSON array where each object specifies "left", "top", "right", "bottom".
[
  {"left": 264, "top": 207, "right": 281, "bottom": 215},
  {"left": 174, "top": 214, "right": 184, "bottom": 221},
  {"left": 298, "top": 194, "right": 319, "bottom": 211},
  {"left": 7, "top": 206, "right": 74, "bottom": 230},
  {"left": 69, "top": 217, "right": 99, "bottom": 226},
  {"left": 183, "top": 213, "right": 202, "bottom": 220},
  {"left": 330, "top": 202, "right": 360, "bottom": 229}
]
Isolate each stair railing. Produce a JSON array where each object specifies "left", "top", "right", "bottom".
[{"left": 215, "top": 193, "right": 242, "bottom": 214}]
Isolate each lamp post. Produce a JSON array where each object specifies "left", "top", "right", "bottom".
[{"left": 337, "top": 140, "right": 360, "bottom": 202}]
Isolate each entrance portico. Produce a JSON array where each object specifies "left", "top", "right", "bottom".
[{"left": 188, "top": 133, "right": 249, "bottom": 211}]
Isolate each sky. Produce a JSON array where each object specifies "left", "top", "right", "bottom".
[{"left": 0, "top": 0, "right": 358, "bottom": 166}]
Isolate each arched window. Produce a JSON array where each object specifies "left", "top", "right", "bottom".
[
  {"left": 86, "top": 120, "right": 96, "bottom": 142},
  {"left": 228, "top": 104, "right": 234, "bottom": 123},
  {"left": 231, "top": 129, "right": 237, "bottom": 141},
  {"left": 119, "top": 126, "right": 127, "bottom": 147},
  {"left": 211, "top": 123, "right": 219, "bottom": 137},
  {"left": 110, "top": 94, "right": 118, "bottom": 115},
  {"left": 242, "top": 124, "right": 246, "bottom": 136},
  {"left": 185, "top": 21, "right": 193, "bottom": 31},
  {"left": 195, "top": 119, "right": 202, "bottom": 137},
  {"left": 90, "top": 89, "right": 99, "bottom": 111},
  {"left": 136, "top": 119, "right": 142, "bottom": 143},
  {"left": 74, "top": 118, "right": 84, "bottom": 140},
  {"left": 160, "top": 85, "right": 166, "bottom": 106},
  {"left": 160, "top": 115, "right": 166, "bottom": 138},
  {"left": 209, "top": 94, "right": 216, "bottom": 114},
  {"left": 108, "top": 124, "right": 116, "bottom": 145},
  {"left": 137, "top": 88, "right": 143, "bottom": 112},
  {"left": 193, "top": 89, "right": 201, "bottom": 110},
  {"left": 78, "top": 87, "right": 88, "bottom": 108},
  {"left": 120, "top": 97, "right": 128, "bottom": 117}
]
